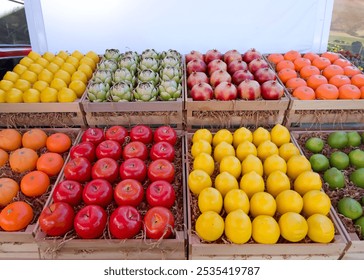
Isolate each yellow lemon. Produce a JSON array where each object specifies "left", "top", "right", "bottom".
[
  {"left": 188, "top": 169, "right": 212, "bottom": 195},
  {"left": 191, "top": 139, "right": 212, "bottom": 158},
  {"left": 0, "top": 89, "right": 5, "bottom": 103},
  {"left": 57, "top": 50, "right": 69, "bottom": 60},
  {"left": 276, "top": 190, "right": 303, "bottom": 214},
  {"left": 35, "top": 57, "right": 49, "bottom": 68},
  {"left": 28, "top": 63, "right": 44, "bottom": 75},
  {"left": 241, "top": 154, "right": 263, "bottom": 176},
  {"left": 57, "top": 87, "right": 77, "bottom": 102},
  {"left": 287, "top": 155, "right": 312, "bottom": 180},
  {"left": 23, "top": 88, "right": 40, "bottom": 103},
  {"left": 307, "top": 214, "right": 335, "bottom": 243},
  {"left": 3, "top": 71, "right": 19, "bottom": 83},
  {"left": 19, "top": 56, "right": 34, "bottom": 67},
  {"left": 192, "top": 129, "right": 213, "bottom": 144},
  {"left": 263, "top": 154, "right": 287, "bottom": 176},
  {"left": 266, "top": 170, "right": 291, "bottom": 197},
  {"left": 198, "top": 187, "right": 223, "bottom": 213},
  {"left": 69, "top": 80, "right": 86, "bottom": 98},
  {"left": 270, "top": 124, "right": 290, "bottom": 147},
  {"left": 27, "top": 50, "right": 41, "bottom": 61},
  {"left": 38, "top": 69, "right": 54, "bottom": 84},
  {"left": 252, "top": 127, "right": 271, "bottom": 147},
  {"left": 302, "top": 190, "right": 331, "bottom": 217},
  {"left": 233, "top": 127, "right": 253, "bottom": 148},
  {"left": 40, "top": 87, "right": 58, "bottom": 103},
  {"left": 224, "top": 189, "right": 250, "bottom": 214},
  {"left": 212, "top": 129, "right": 233, "bottom": 146},
  {"left": 33, "top": 80, "right": 49, "bottom": 92},
  {"left": 13, "top": 64, "right": 27, "bottom": 75},
  {"left": 236, "top": 140, "right": 257, "bottom": 162},
  {"left": 66, "top": 55, "right": 80, "bottom": 69},
  {"left": 71, "top": 70, "right": 88, "bottom": 84},
  {"left": 225, "top": 209, "right": 252, "bottom": 244},
  {"left": 46, "top": 62, "right": 60, "bottom": 74},
  {"left": 20, "top": 70, "right": 38, "bottom": 84},
  {"left": 279, "top": 212, "right": 308, "bottom": 242},
  {"left": 50, "top": 78, "right": 67, "bottom": 91},
  {"left": 77, "top": 63, "right": 93, "bottom": 79},
  {"left": 250, "top": 192, "right": 276, "bottom": 217},
  {"left": 252, "top": 215, "right": 280, "bottom": 244},
  {"left": 52, "top": 56, "right": 65, "bottom": 67},
  {"left": 213, "top": 141, "right": 235, "bottom": 163},
  {"left": 85, "top": 50, "right": 100, "bottom": 64},
  {"left": 80, "top": 56, "right": 96, "bottom": 71},
  {"left": 61, "top": 62, "right": 77, "bottom": 76},
  {"left": 54, "top": 70, "right": 71, "bottom": 85},
  {"left": 257, "top": 140, "right": 279, "bottom": 161},
  {"left": 219, "top": 155, "right": 241, "bottom": 179},
  {"left": 279, "top": 142, "right": 300, "bottom": 162},
  {"left": 193, "top": 152, "right": 215, "bottom": 176},
  {"left": 293, "top": 171, "right": 322, "bottom": 196},
  {"left": 0, "top": 80, "right": 14, "bottom": 91},
  {"left": 214, "top": 171, "right": 239, "bottom": 197},
  {"left": 195, "top": 211, "right": 224, "bottom": 242},
  {"left": 71, "top": 50, "right": 84, "bottom": 60},
  {"left": 5, "top": 88, "right": 23, "bottom": 103},
  {"left": 42, "top": 51, "right": 56, "bottom": 62},
  {"left": 13, "top": 79, "right": 31, "bottom": 92},
  {"left": 239, "top": 170, "right": 265, "bottom": 198}
]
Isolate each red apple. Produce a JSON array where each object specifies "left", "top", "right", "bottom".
[
  {"left": 185, "top": 50, "right": 204, "bottom": 63},
  {"left": 237, "top": 80, "right": 261, "bottom": 100},
  {"left": 232, "top": 69, "right": 254, "bottom": 85},
  {"left": 69, "top": 141, "right": 96, "bottom": 163},
  {"left": 119, "top": 158, "right": 147, "bottom": 182},
  {"left": 214, "top": 81, "right": 237, "bottom": 100},
  {"left": 109, "top": 206, "right": 142, "bottom": 239},
  {"left": 52, "top": 180, "right": 83, "bottom": 206},
  {"left": 74, "top": 205, "right": 107, "bottom": 239},
  {"left": 205, "top": 49, "right": 223, "bottom": 64},
  {"left": 190, "top": 82, "right": 213, "bottom": 101},
  {"left": 105, "top": 125, "right": 128, "bottom": 145},
  {"left": 254, "top": 68, "right": 277, "bottom": 84},
  {"left": 227, "top": 60, "right": 248, "bottom": 75},
  {"left": 144, "top": 206, "right": 174, "bottom": 239},
  {"left": 81, "top": 128, "right": 105, "bottom": 146},
  {"left": 242, "top": 48, "right": 263, "bottom": 64},
  {"left": 150, "top": 141, "right": 175, "bottom": 162},
  {"left": 63, "top": 157, "right": 92, "bottom": 183},
  {"left": 114, "top": 179, "right": 144, "bottom": 207},
  {"left": 261, "top": 80, "right": 284, "bottom": 100},
  {"left": 91, "top": 157, "right": 119, "bottom": 183},
  {"left": 153, "top": 126, "right": 177, "bottom": 145},
  {"left": 248, "top": 58, "right": 269, "bottom": 74},
  {"left": 186, "top": 59, "right": 207, "bottom": 75},
  {"left": 146, "top": 180, "right": 176, "bottom": 208},
  {"left": 207, "top": 59, "right": 227, "bottom": 76},
  {"left": 122, "top": 141, "right": 148, "bottom": 161},
  {"left": 210, "top": 70, "right": 231, "bottom": 88},
  {"left": 82, "top": 178, "right": 113, "bottom": 207},
  {"left": 223, "top": 49, "right": 242, "bottom": 65},
  {"left": 148, "top": 159, "right": 175, "bottom": 183},
  {"left": 96, "top": 140, "right": 122, "bottom": 160},
  {"left": 187, "top": 72, "right": 209, "bottom": 90},
  {"left": 130, "top": 125, "right": 153, "bottom": 144}
]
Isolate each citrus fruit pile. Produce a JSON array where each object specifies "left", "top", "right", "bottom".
[
  {"left": 188, "top": 124, "right": 335, "bottom": 244},
  {"left": 0, "top": 50, "right": 98, "bottom": 103},
  {"left": 0, "top": 128, "right": 77, "bottom": 232},
  {"left": 296, "top": 130, "right": 364, "bottom": 239},
  {"left": 267, "top": 50, "right": 364, "bottom": 100}
]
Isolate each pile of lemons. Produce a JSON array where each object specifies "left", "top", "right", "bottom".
[
  {"left": 0, "top": 50, "right": 99, "bottom": 103},
  {"left": 188, "top": 124, "right": 335, "bottom": 245}
]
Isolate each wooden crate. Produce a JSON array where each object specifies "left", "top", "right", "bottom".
[
  {"left": 185, "top": 132, "right": 348, "bottom": 259},
  {"left": 0, "top": 102, "right": 86, "bottom": 128},
  {"left": 0, "top": 239, "right": 40, "bottom": 260},
  {"left": 35, "top": 129, "right": 188, "bottom": 260}
]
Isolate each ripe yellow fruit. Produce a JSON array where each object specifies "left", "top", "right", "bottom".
[
  {"left": 188, "top": 169, "right": 212, "bottom": 195},
  {"left": 249, "top": 192, "right": 276, "bottom": 217},
  {"left": 68, "top": 80, "right": 86, "bottom": 98},
  {"left": 213, "top": 141, "right": 235, "bottom": 163},
  {"left": 71, "top": 70, "right": 88, "bottom": 84},
  {"left": 263, "top": 154, "right": 287, "bottom": 176},
  {"left": 0, "top": 80, "right": 13, "bottom": 91},
  {"left": 287, "top": 155, "right": 312, "bottom": 180},
  {"left": 57, "top": 87, "right": 77, "bottom": 102},
  {"left": 85, "top": 50, "right": 100, "bottom": 64},
  {"left": 66, "top": 55, "right": 80, "bottom": 69},
  {"left": 212, "top": 129, "right": 233, "bottom": 146},
  {"left": 239, "top": 170, "right": 265, "bottom": 198},
  {"left": 252, "top": 215, "right": 280, "bottom": 244},
  {"left": 33, "top": 80, "right": 49, "bottom": 93},
  {"left": 241, "top": 154, "right": 263, "bottom": 176},
  {"left": 20, "top": 70, "right": 38, "bottom": 84},
  {"left": 54, "top": 70, "right": 71, "bottom": 85},
  {"left": 302, "top": 190, "right": 331, "bottom": 217},
  {"left": 198, "top": 187, "right": 223, "bottom": 213},
  {"left": 279, "top": 142, "right": 300, "bottom": 162},
  {"left": 46, "top": 62, "right": 60, "bottom": 74},
  {"left": 193, "top": 152, "right": 215, "bottom": 176},
  {"left": 13, "top": 79, "right": 31, "bottom": 92},
  {"left": 191, "top": 139, "right": 212, "bottom": 158},
  {"left": 279, "top": 212, "right": 308, "bottom": 242},
  {"left": 214, "top": 171, "right": 239, "bottom": 197},
  {"left": 219, "top": 155, "right": 241, "bottom": 179},
  {"left": 77, "top": 64, "right": 93, "bottom": 79},
  {"left": 224, "top": 189, "right": 250, "bottom": 214},
  {"left": 36, "top": 57, "right": 49, "bottom": 68},
  {"left": 225, "top": 209, "right": 252, "bottom": 244},
  {"left": 270, "top": 124, "right": 290, "bottom": 147},
  {"left": 52, "top": 56, "right": 65, "bottom": 67},
  {"left": 19, "top": 56, "right": 34, "bottom": 67},
  {"left": 38, "top": 69, "right": 54, "bottom": 84},
  {"left": 28, "top": 63, "right": 44, "bottom": 75},
  {"left": 233, "top": 127, "right": 253, "bottom": 148},
  {"left": 42, "top": 51, "right": 56, "bottom": 62},
  {"left": 257, "top": 140, "right": 279, "bottom": 161},
  {"left": 57, "top": 50, "right": 69, "bottom": 60},
  {"left": 80, "top": 56, "right": 96, "bottom": 71},
  {"left": 50, "top": 78, "right": 67, "bottom": 91},
  {"left": 266, "top": 170, "right": 291, "bottom": 197},
  {"left": 13, "top": 64, "right": 27, "bottom": 75},
  {"left": 40, "top": 87, "right": 58, "bottom": 103},
  {"left": 307, "top": 214, "right": 335, "bottom": 243},
  {"left": 276, "top": 190, "right": 303, "bottom": 214},
  {"left": 192, "top": 129, "right": 213, "bottom": 144},
  {"left": 195, "top": 211, "right": 224, "bottom": 242},
  {"left": 71, "top": 50, "right": 84, "bottom": 60},
  {"left": 5, "top": 88, "right": 23, "bottom": 103},
  {"left": 236, "top": 140, "right": 257, "bottom": 162},
  {"left": 252, "top": 127, "right": 271, "bottom": 147},
  {"left": 0, "top": 89, "right": 5, "bottom": 103},
  {"left": 293, "top": 171, "right": 322, "bottom": 196},
  {"left": 27, "top": 51, "right": 41, "bottom": 61},
  {"left": 61, "top": 62, "right": 77, "bottom": 76},
  {"left": 3, "top": 71, "right": 19, "bottom": 83},
  {"left": 23, "top": 88, "right": 40, "bottom": 103}
]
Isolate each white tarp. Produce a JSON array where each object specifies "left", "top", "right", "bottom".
[{"left": 25, "top": 0, "right": 334, "bottom": 54}]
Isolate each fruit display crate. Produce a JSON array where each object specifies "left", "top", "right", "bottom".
[
  {"left": 35, "top": 127, "right": 187, "bottom": 260},
  {"left": 291, "top": 130, "right": 364, "bottom": 259},
  {"left": 185, "top": 131, "right": 348, "bottom": 259},
  {"left": 0, "top": 102, "right": 86, "bottom": 128},
  {"left": 0, "top": 128, "right": 81, "bottom": 259}
]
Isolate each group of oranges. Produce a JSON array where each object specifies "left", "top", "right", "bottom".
[
  {"left": 0, "top": 128, "right": 72, "bottom": 232},
  {"left": 0, "top": 50, "right": 99, "bottom": 103},
  {"left": 268, "top": 50, "right": 364, "bottom": 100}
]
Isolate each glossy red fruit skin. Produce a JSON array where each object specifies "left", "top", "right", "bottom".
[
  {"left": 81, "top": 128, "right": 105, "bottom": 146},
  {"left": 74, "top": 205, "right": 107, "bottom": 239},
  {"left": 122, "top": 141, "right": 148, "bottom": 161},
  {"left": 91, "top": 157, "right": 119, "bottom": 183},
  {"left": 105, "top": 125, "right": 128, "bottom": 145},
  {"left": 119, "top": 158, "right": 147, "bottom": 182},
  {"left": 63, "top": 157, "right": 92, "bottom": 183},
  {"left": 95, "top": 140, "right": 122, "bottom": 160},
  {"left": 149, "top": 141, "right": 175, "bottom": 162},
  {"left": 109, "top": 206, "right": 142, "bottom": 239},
  {"left": 153, "top": 126, "right": 177, "bottom": 145},
  {"left": 144, "top": 206, "right": 175, "bottom": 239},
  {"left": 129, "top": 125, "right": 153, "bottom": 144},
  {"left": 148, "top": 159, "right": 175, "bottom": 183},
  {"left": 114, "top": 179, "right": 144, "bottom": 207},
  {"left": 82, "top": 178, "right": 113, "bottom": 208},
  {"left": 146, "top": 180, "right": 176, "bottom": 208},
  {"left": 52, "top": 180, "right": 83, "bottom": 206}
]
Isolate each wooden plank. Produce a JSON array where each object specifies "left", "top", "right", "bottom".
[{"left": 0, "top": 101, "right": 82, "bottom": 113}]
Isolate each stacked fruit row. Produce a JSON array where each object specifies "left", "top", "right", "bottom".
[
  {"left": 38, "top": 125, "right": 181, "bottom": 240},
  {"left": 267, "top": 50, "right": 364, "bottom": 100},
  {"left": 87, "top": 49, "right": 182, "bottom": 102},
  {"left": 0, "top": 50, "right": 98, "bottom": 103},
  {"left": 0, "top": 128, "right": 76, "bottom": 232},
  {"left": 297, "top": 131, "right": 364, "bottom": 239},
  {"left": 186, "top": 49, "right": 285, "bottom": 101},
  {"left": 188, "top": 125, "right": 335, "bottom": 244}
]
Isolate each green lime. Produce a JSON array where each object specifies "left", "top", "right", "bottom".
[
  {"left": 329, "top": 151, "right": 349, "bottom": 170},
  {"left": 349, "top": 149, "right": 364, "bottom": 169},
  {"left": 347, "top": 131, "right": 362, "bottom": 147},
  {"left": 305, "top": 137, "right": 324, "bottom": 153},
  {"left": 350, "top": 168, "right": 364, "bottom": 188},
  {"left": 323, "top": 167, "right": 345, "bottom": 189},
  {"left": 327, "top": 131, "right": 348, "bottom": 149},
  {"left": 309, "top": 154, "right": 330, "bottom": 172},
  {"left": 337, "top": 197, "right": 363, "bottom": 220},
  {"left": 355, "top": 216, "right": 364, "bottom": 238}
]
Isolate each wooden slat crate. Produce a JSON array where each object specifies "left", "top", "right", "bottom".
[
  {"left": 35, "top": 128, "right": 187, "bottom": 260},
  {"left": 0, "top": 239, "right": 40, "bottom": 260},
  {"left": 185, "top": 131, "right": 348, "bottom": 259},
  {"left": 0, "top": 102, "right": 86, "bottom": 128}
]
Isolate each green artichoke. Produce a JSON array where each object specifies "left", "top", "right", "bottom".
[
  {"left": 161, "top": 49, "right": 182, "bottom": 61},
  {"left": 139, "top": 57, "right": 160, "bottom": 72},
  {"left": 92, "top": 70, "right": 113, "bottom": 84},
  {"left": 134, "top": 82, "right": 158, "bottom": 102},
  {"left": 159, "top": 80, "right": 182, "bottom": 101},
  {"left": 113, "top": 68, "right": 136, "bottom": 86},
  {"left": 118, "top": 56, "right": 138, "bottom": 74},
  {"left": 87, "top": 82, "right": 110, "bottom": 102},
  {"left": 141, "top": 49, "right": 160, "bottom": 59},
  {"left": 98, "top": 59, "right": 118, "bottom": 72},
  {"left": 104, "top": 49, "right": 120, "bottom": 61},
  {"left": 121, "top": 51, "right": 140, "bottom": 63},
  {"left": 109, "top": 82, "right": 133, "bottom": 102},
  {"left": 160, "top": 66, "right": 182, "bottom": 83},
  {"left": 160, "top": 56, "right": 180, "bottom": 68},
  {"left": 138, "top": 69, "right": 160, "bottom": 85}
]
